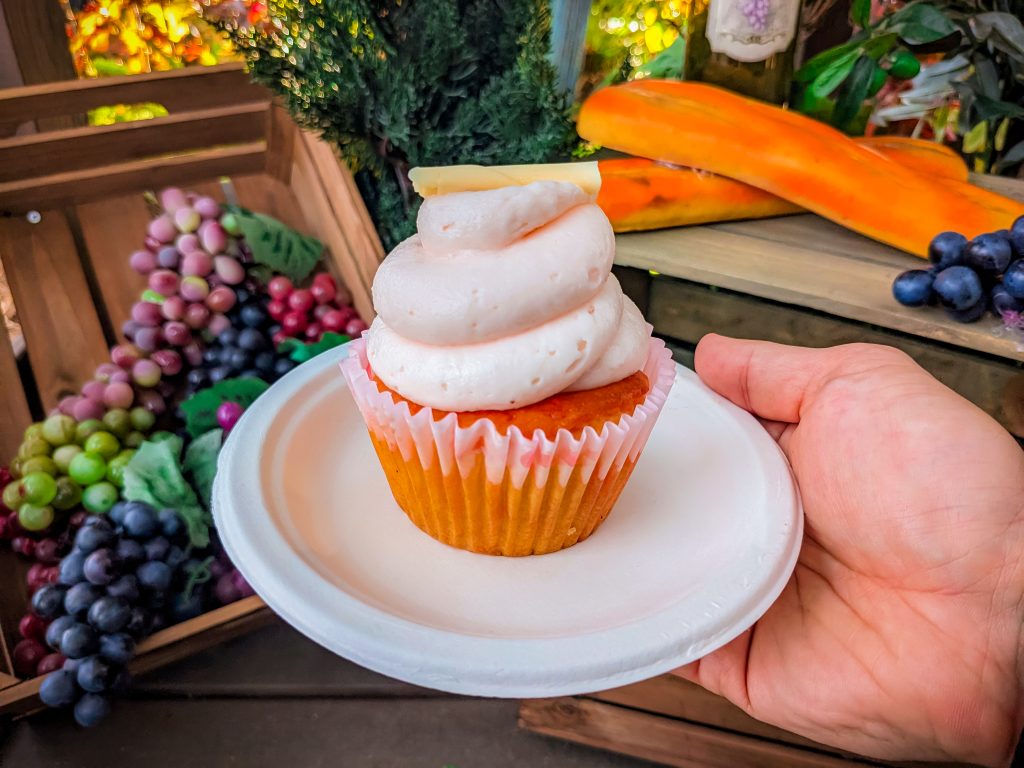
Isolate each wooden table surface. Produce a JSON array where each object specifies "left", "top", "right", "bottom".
[{"left": 0, "top": 620, "right": 653, "bottom": 767}]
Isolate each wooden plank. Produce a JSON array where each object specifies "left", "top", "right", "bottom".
[
  {"left": 0, "top": 316, "right": 30, "bottom": 461},
  {"left": 291, "top": 132, "right": 384, "bottom": 322},
  {"left": 615, "top": 220, "right": 1024, "bottom": 364},
  {"left": 647, "top": 278, "right": 1024, "bottom": 436},
  {"left": 230, "top": 174, "right": 310, "bottom": 234},
  {"left": 0, "top": 212, "right": 109, "bottom": 410},
  {"left": 0, "top": 143, "right": 267, "bottom": 213},
  {"left": 0, "top": 63, "right": 267, "bottom": 127},
  {"left": 0, "top": 0, "right": 76, "bottom": 86},
  {"left": 0, "top": 552, "right": 30, "bottom": 679},
  {"left": 519, "top": 698, "right": 880, "bottom": 768},
  {"left": 0, "top": 103, "right": 269, "bottom": 182},
  {"left": 0, "top": 596, "right": 271, "bottom": 715},
  {"left": 264, "top": 106, "right": 297, "bottom": 184}
]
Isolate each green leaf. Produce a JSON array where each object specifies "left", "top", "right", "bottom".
[
  {"left": 179, "top": 378, "right": 270, "bottom": 439},
  {"left": 631, "top": 37, "right": 683, "bottom": 80},
  {"left": 995, "top": 139, "right": 1024, "bottom": 172},
  {"left": 795, "top": 40, "right": 861, "bottom": 83},
  {"left": 888, "top": 4, "right": 957, "bottom": 45},
  {"left": 851, "top": 0, "right": 871, "bottom": 29},
  {"left": 861, "top": 33, "right": 899, "bottom": 60},
  {"left": 123, "top": 440, "right": 211, "bottom": 548},
  {"left": 809, "top": 49, "right": 861, "bottom": 98},
  {"left": 973, "top": 93, "right": 1024, "bottom": 121},
  {"left": 182, "top": 429, "right": 224, "bottom": 510},
  {"left": 994, "top": 117, "right": 1010, "bottom": 152},
  {"left": 833, "top": 56, "right": 876, "bottom": 131},
  {"left": 225, "top": 205, "right": 324, "bottom": 283},
  {"left": 969, "top": 13, "right": 1024, "bottom": 61},
  {"left": 963, "top": 120, "right": 988, "bottom": 154},
  {"left": 280, "top": 332, "right": 351, "bottom": 363}
]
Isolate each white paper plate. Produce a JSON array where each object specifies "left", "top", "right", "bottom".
[{"left": 213, "top": 343, "right": 802, "bottom": 698}]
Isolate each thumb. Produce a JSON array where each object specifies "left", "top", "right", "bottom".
[{"left": 694, "top": 335, "right": 853, "bottom": 424}]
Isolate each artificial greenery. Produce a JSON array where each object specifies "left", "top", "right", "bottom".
[{"left": 213, "top": 0, "right": 577, "bottom": 248}]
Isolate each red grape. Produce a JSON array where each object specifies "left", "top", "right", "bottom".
[
  {"left": 110, "top": 344, "right": 140, "bottom": 369},
  {"left": 133, "top": 326, "right": 163, "bottom": 353},
  {"left": 81, "top": 380, "right": 106, "bottom": 402},
  {"left": 312, "top": 304, "right": 332, "bottom": 321},
  {"left": 207, "top": 313, "right": 230, "bottom": 337},
  {"left": 272, "top": 331, "right": 287, "bottom": 346},
  {"left": 267, "top": 276, "right": 293, "bottom": 300},
  {"left": 199, "top": 220, "right": 227, "bottom": 254},
  {"left": 217, "top": 401, "right": 245, "bottom": 432},
  {"left": 176, "top": 233, "right": 200, "bottom": 254},
  {"left": 148, "top": 214, "right": 177, "bottom": 244},
  {"left": 312, "top": 272, "right": 335, "bottom": 288},
  {"left": 129, "top": 250, "right": 157, "bottom": 275},
  {"left": 206, "top": 286, "right": 237, "bottom": 314},
  {"left": 104, "top": 381, "right": 134, "bottom": 410},
  {"left": 282, "top": 311, "right": 308, "bottom": 336},
  {"left": 136, "top": 388, "right": 166, "bottom": 415},
  {"left": 162, "top": 321, "right": 192, "bottom": 347},
  {"left": 11, "top": 535, "right": 33, "bottom": 558},
  {"left": 143, "top": 236, "right": 162, "bottom": 252},
  {"left": 267, "top": 300, "right": 287, "bottom": 321},
  {"left": 193, "top": 195, "right": 221, "bottom": 220},
  {"left": 109, "top": 370, "right": 131, "bottom": 385},
  {"left": 288, "top": 289, "right": 315, "bottom": 313},
  {"left": 321, "top": 309, "right": 348, "bottom": 333},
  {"left": 58, "top": 395, "right": 80, "bottom": 417},
  {"left": 36, "top": 653, "right": 66, "bottom": 675},
  {"left": 182, "top": 341, "right": 204, "bottom": 368},
  {"left": 0, "top": 514, "right": 13, "bottom": 541},
  {"left": 179, "top": 276, "right": 210, "bottom": 302},
  {"left": 345, "top": 318, "right": 369, "bottom": 337},
  {"left": 181, "top": 251, "right": 213, "bottom": 278},
  {"left": 27, "top": 563, "right": 50, "bottom": 591},
  {"left": 305, "top": 323, "right": 322, "bottom": 341},
  {"left": 151, "top": 349, "right": 183, "bottom": 376},
  {"left": 19, "top": 614, "right": 48, "bottom": 642},
  {"left": 159, "top": 187, "right": 188, "bottom": 214},
  {"left": 184, "top": 303, "right": 211, "bottom": 330},
  {"left": 213, "top": 256, "right": 245, "bottom": 285},
  {"left": 131, "top": 301, "right": 163, "bottom": 328},
  {"left": 69, "top": 510, "right": 88, "bottom": 528},
  {"left": 72, "top": 398, "right": 105, "bottom": 423},
  {"left": 12, "top": 638, "right": 46, "bottom": 677},
  {"left": 161, "top": 295, "right": 187, "bottom": 322},
  {"left": 148, "top": 270, "right": 180, "bottom": 296},
  {"left": 132, "top": 359, "right": 162, "bottom": 388},
  {"left": 174, "top": 207, "right": 200, "bottom": 234},
  {"left": 310, "top": 281, "right": 336, "bottom": 305},
  {"left": 34, "top": 538, "right": 60, "bottom": 563}
]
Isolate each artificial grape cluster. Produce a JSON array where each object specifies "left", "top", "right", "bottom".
[
  {"left": 185, "top": 286, "right": 296, "bottom": 394},
  {"left": 266, "top": 272, "right": 367, "bottom": 345},
  {"left": 893, "top": 216, "right": 1024, "bottom": 323},
  {"left": 33, "top": 502, "right": 191, "bottom": 726}
]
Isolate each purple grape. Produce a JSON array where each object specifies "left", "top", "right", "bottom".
[
  {"left": 214, "top": 256, "right": 245, "bottom": 285},
  {"left": 83, "top": 549, "right": 117, "bottom": 586},
  {"left": 156, "top": 246, "right": 180, "bottom": 270},
  {"left": 129, "top": 250, "right": 157, "bottom": 275},
  {"left": 87, "top": 596, "right": 130, "bottom": 633},
  {"left": 199, "top": 220, "right": 227, "bottom": 254},
  {"left": 106, "top": 574, "right": 140, "bottom": 602},
  {"left": 176, "top": 233, "right": 200, "bottom": 254},
  {"left": 131, "top": 301, "right": 164, "bottom": 328},
  {"left": 182, "top": 342, "right": 204, "bottom": 368},
  {"left": 162, "top": 320, "right": 192, "bottom": 347},
  {"left": 214, "top": 572, "right": 241, "bottom": 605},
  {"left": 217, "top": 401, "right": 245, "bottom": 432},
  {"left": 81, "top": 380, "right": 106, "bottom": 402},
  {"left": 150, "top": 349, "right": 182, "bottom": 376},
  {"left": 193, "top": 196, "right": 221, "bottom": 220},
  {"left": 159, "top": 187, "right": 188, "bottom": 214},
  {"left": 148, "top": 270, "right": 180, "bottom": 296},
  {"left": 231, "top": 570, "right": 255, "bottom": 598},
  {"left": 148, "top": 214, "right": 177, "bottom": 244},
  {"left": 121, "top": 319, "right": 141, "bottom": 341},
  {"left": 184, "top": 303, "right": 211, "bottom": 330},
  {"left": 137, "top": 561, "right": 172, "bottom": 592}
]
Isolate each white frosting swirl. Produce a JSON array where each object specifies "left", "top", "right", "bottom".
[{"left": 367, "top": 181, "right": 651, "bottom": 411}]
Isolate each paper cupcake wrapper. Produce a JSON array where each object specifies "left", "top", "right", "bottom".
[{"left": 341, "top": 336, "right": 675, "bottom": 555}]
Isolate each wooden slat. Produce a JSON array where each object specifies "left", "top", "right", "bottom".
[
  {"left": 0, "top": 143, "right": 267, "bottom": 213},
  {"left": 0, "top": 596, "right": 271, "bottom": 716},
  {"left": 0, "top": 317, "right": 31, "bottom": 460},
  {"left": 290, "top": 132, "right": 384, "bottom": 322},
  {"left": 0, "top": 63, "right": 267, "bottom": 127},
  {"left": 264, "top": 105, "right": 298, "bottom": 183},
  {"left": 0, "top": 103, "right": 269, "bottom": 182},
  {"left": 0, "top": 552, "right": 30, "bottom": 679},
  {"left": 0, "top": 212, "right": 109, "bottom": 409},
  {"left": 0, "top": 0, "right": 76, "bottom": 86},
  {"left": 230, "top": 174, "right": 310, "bottom": 233},
  {"left": 647, "top": 277, "right": 1024, "bottom": 436},
  {"left": 519, "top": 698, "right": 880, "bottom": 768}
]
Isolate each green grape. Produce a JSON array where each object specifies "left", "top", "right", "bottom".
[
  {"left": 52, "top": 444, "right": 83, "bottom": 473},
  {"left": 75, "top": 419, "right": 105, "bottom": 445},
  {"left": 82, "top": 482, "right": 118, "bottom": 514},
  {"left": 129, "top": 407, "right": 156, "bottom": 432},
  {"left": 42, "top": 414, "right": 77, "bottom": 446},
  {"left": 123, "top": 431, "right": 146, "bottom": 449},
  {"left": 68, "top": 452, "right": 107, "bottom": 486},
  {"left": 84, "top": 431, "right": 120, "bottom": 460},
  {"left": 18, "top": 436, "right": 51, "bottom": 460},
  {"left": 21, "top": 456, "right": 58, "bottom": 477},
  {"left": 18, "top": 503, "right": 54, "bottom": 532},
  {"left": 23, "top": 423, "right": 46, "bottom": 443},
  {"left": 105, "top": 450, "right": 135, "bottom": 489},
  {"left": 8, "top": 457, "right": 24, "bottom": 479},
  {"left": 2, "top": 481, "right": 23, "bottom": 510},
  {"left": 102, "top": 409, "right": 132, "bottom": 440},
  {"left": 20, "top": 472, "right": 57, "bottom": 506},
  {"left": 52, "top": 477, "right": 82, "bottom": 511}
]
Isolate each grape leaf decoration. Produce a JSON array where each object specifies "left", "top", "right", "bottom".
[
  {"left": 182, "top": 428, "right": 223, "bottom": 510},
  {"left": 123, "top": 439, "right": 211, "bottom": 548},
  {"left": 179, "top": 378, "right": 270, "bottom": 439},
  {"left": 277, "top": 332, "right": 351, "bottom": 363},
  {"left": 224, "top": 205, "right": 323, "bottom": 283}
]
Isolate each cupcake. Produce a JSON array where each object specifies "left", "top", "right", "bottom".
[{"left": 341, "top": 178, "right": 674, "bottom": 556}]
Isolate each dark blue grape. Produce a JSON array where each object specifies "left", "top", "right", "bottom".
[
  {"left": 991, "top": 284, "right": 1024, "bottom": 315},
  {"left": 238, "top": 327, "right": 266, "bottom": 351},
  {"left": 202, "top": 347, "right": 222, "bottom": 366},
  {"left": 39, "top": 669, "right": 79, "bottom": 708},
  {"left": 83, "top": 549, "right": 117, "bottom": 586},
  {"left": 928, "top": 231, "right": 967, "bottom": 269},
  {"left": 933, "top": 266, "right": 983, "bottom": 310},
  {"left": 114, "top": 538, "right": 146, "bottom": 568},
  {"left": 60, "top": 623, "right": 99, "bottom": 659},
  {"left": 108, "top": 502, "right": 129, "bottom": 527},
  {"left": 106, "top": 574, "right": 139, "bottom": 602},
  {"left": 31, "top": 584, "right": 67, "bottom": 619},
  {"left": 75, "top": 527, "right": 115, "bottom": 556},
  {"left": 169, "top": 591, "right": 205, "bottom": 623},
  {"left": 73, "top": 692, "right": 110, "bottom": 727},
  {"left": 227, "top": 348, "right": 252, "bottom": 371},
  {"left": 1003, "top": 260, "right": 1024, "bottom": 299},
  {"left": 158, "top": 508, "right": 184, "bottom": 540},
  {"left": 267, "top": 323, "right": 282, "bottom": 337},
  {"left": 98, "top": 633, "right": 136, "bottom": 665},
  {"left": 240, "top": 304, "right": 266, "bottom": 329},
  {"left": 164, "top": 545, "right": 188, "bottom": 571},
  {"left": 1010, "top": 216, "right": 1024, "bottom": 258},
  {"left": 208, "top": 365, "right": 232, "bottom": 384},
  {"left": 238, "top": 369, "right": 261, "bottom": 379},
  {"left": 144, "top": 536, "right": 170, "bottom": 561},
  {"left": 58, "top": 551, "right": 87, "bottom": 585},
  {"left": 64, "top": 583, "right": 103, "bottom": 619},
  {"left": 123, "top": 505, "right": 158, "bottom": 539},
  {"left": 233, "top": 288, "right": 252, "bottom": 305},
  {"left": 45, "top": 615, "right": 76, "bottom": 650},
  {"left": 83, "top": 516, "right": 113, "bottom": 532},
  {"left": 137, "top": 560, "right": 172, "bottom": 592},
  {"left": 254, "top": 351, "right": 276, "bottom": 373},
  {"left": 891, "top": 269, "right": 934, "bottom": 307},
  {"left": 124, "top": 607, "right": 151, "bottom": 638},
  {"left": 218, "top": 327, "right": 239, "bottom": 347},
  {"left": 76, "top": 655, "right": 115, "bottom": 693},
  {"left": 186, "top": 368, "right": 210, "bottom": 391},
  {"left": 273, "top": 358, "right": 296, "bottom": 377},
  {"left": 87, "top": 596, "right": 131, "bottom": 633},
  {"left": 946, "top": 298, "right": 988, "bottom": 323},
  {"left": 965, "top": 233, "right": 1012, "bottom": 275}
]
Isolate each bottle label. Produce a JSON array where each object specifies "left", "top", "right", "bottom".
[{"left": 705, "top": 0, "right": 800, "bottom": 62}]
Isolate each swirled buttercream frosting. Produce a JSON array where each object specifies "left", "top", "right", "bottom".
[{"left": 366, "top": 180, "right": 651, "bottom": 411}]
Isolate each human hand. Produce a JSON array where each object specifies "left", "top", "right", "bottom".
[{"left": 677, "top": 335, "right": 1024, "bottom": 766}]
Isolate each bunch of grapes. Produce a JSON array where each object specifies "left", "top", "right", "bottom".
[
  {"left": 266, "top": 272, "right": 367, "bottom": 345},
  {"left": 33, "top": 502, "right": 191, "bottom": 726},
  {"left": 893, "top": 217, "right": 1024, "bottom": 324}
]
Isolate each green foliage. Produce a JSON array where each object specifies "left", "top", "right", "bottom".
[
  {"left": 277, "top": 332, "right": 351, "bottom": 363},
  {"left": 182, "top": 428, "right": 223, "bottom": 510},
  {"left": 224, "top": 206, "right": 323, "bottom": 283},
  {"left": 214, "top": 1, "right": 577, "bottom": 248},
  {"left": 123, "top": 439, "right": 211, "bottom": 548},
  {"left": 179, "top": 378, "right": 269, "bottom": 438}
]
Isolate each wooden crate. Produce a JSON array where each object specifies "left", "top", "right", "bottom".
[{"left": 0, "top": 63, "right": 384, "bottom": 713}]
